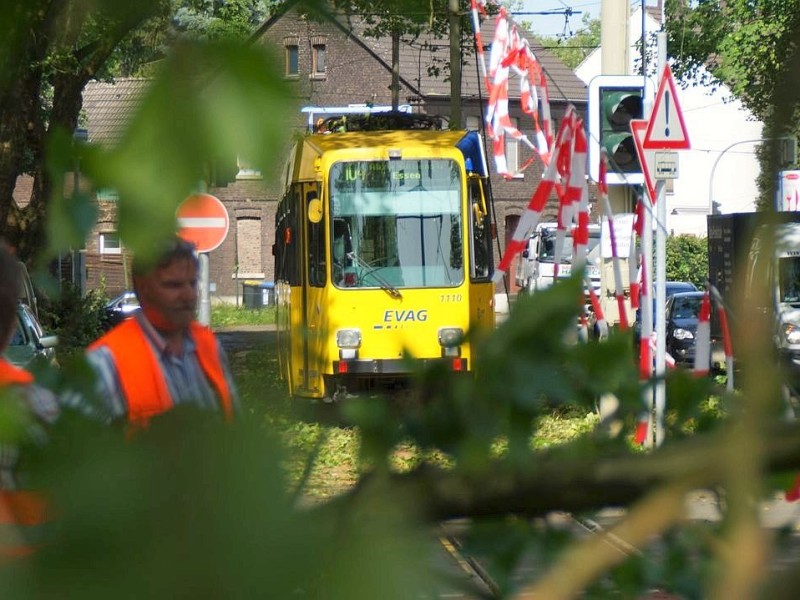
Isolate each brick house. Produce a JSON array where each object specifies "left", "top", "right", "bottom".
[{"left": 79, "top": 6, "right": 588, "bottom": 300}]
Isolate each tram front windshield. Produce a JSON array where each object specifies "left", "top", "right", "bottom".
[{"left": 330, "top": 159, "right": 464, "bottom": 289}]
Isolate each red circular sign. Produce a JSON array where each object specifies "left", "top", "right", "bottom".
[{"left": 176, "top": 193, "right": 229, "bottom": 253}]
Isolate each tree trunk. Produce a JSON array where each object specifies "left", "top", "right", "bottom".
[
  {"left": 391, "top": 28, "right": 400, "bottom": 110},
  {"left": 0, "top": 1, "right": 58, "bottom": 256},
  {"left": 448, "top": 0, "right": 462, "bottom": 128},
  {"left": 0, "top": 0, "right": 159, "bottom": 263}
]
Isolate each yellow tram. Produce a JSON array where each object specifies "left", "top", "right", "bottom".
[{"left": 274, "top": 120, "right": 495, "bottom": 400}]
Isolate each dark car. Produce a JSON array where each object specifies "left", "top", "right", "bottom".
[
  {"left": 664, "top": 281, "right": 699, "bottom": 297},
  {"left": 634, "top": 281, "right": 699, "bottom": 341},
  {"left": 665, "top": 291, "right": 706, "bottom": 367},
  {"left": 103, "top": 291, "right": 140, "bottom": 329},
  {"left": 4, "top": 303, "right": 59, "bottom": 370}
]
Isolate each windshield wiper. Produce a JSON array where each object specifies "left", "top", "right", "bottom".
[{"left": 347, "top": 252, "right": 402, "bottom": 299}]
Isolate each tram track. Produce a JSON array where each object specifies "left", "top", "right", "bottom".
[{"left": 435, "top": 511, "right": 641, "bottom": 599}]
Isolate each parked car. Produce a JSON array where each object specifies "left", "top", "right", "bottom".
[
  {"left": 665, "top": 291, "right": 707, "bottom": 367},
  {"left": 634, "top": 281, "right": 699, "bottom": 336},
  {"left": 4, "top": 303, "right": 59, "bottom": 370},
  {"left": 16, "top": 260, "right": 38, "bottom": 318},
  {"left": 103, "top": 291, "right": 140, "bottom": 329}
]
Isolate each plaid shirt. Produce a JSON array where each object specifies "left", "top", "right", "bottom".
[
  {"left": 0, "top": 381, "right": 59, "bottom": 491},
  {"left": 85, "top": 312, "right": 240, "bottom": 423}
]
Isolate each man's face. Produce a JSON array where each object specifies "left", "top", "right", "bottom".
[{"left": 135, "top": 257, "right": 198, "bottom": 331}]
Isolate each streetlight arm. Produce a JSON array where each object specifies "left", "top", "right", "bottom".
[{"left": 708, "top": 137, "right": 784, "bottom": 213}]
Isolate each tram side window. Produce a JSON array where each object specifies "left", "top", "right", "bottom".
[
  {"left": 284, "top": 193, "right": 301, "bottom": 286},
  {"left": 274, "top": 214, "right": 284, "bottom": 281},
  {"left": 469, "top": 178, "right": 493, "bottom": 281}
]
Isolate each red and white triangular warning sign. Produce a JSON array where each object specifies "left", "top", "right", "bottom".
[
  {"left": 643, "top": 64, "right": 690, "bottom": 150},
  {"left": 631, "top": 119, "right": 657, "bottom": 202}
]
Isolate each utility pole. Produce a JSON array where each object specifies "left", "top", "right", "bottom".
[
  {"left": 600, "top": 0, "right": 633, "bottom": 325},
  {"left": 449, "top": 0, "right": 462, "bottom": 127},
  {"left": 653, "top": 31, "right": 667, "bottom": 447}
]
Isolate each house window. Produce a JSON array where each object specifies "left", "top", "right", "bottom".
[
  {"left": 312, "top": 44, "right": 326, "bottom": 77},
  {"left": 236, "top": 217, "right": 263, "bottom": 278},
  {"left": 286, "top": 43, "right": 300, "bottom": 77},
  {"left": 505, "top": 116, "right": 520, "bottom": 176},
  {"left": 99, "top": 232, "right": 122, "bottom": 255}
]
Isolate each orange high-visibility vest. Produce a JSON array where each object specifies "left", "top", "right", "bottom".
[
  {"left": 89, "top": 318, "right": 233, "bottom": 423},
  {"left": 0, "top": 358, "right": 49, "bottom": 559}
]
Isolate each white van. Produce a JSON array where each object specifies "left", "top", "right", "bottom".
[{"left": 745, "top": 222, "right": 800, "bottom": 406}]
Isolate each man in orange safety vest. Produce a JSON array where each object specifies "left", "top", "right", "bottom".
[{"left": 86, "top": 237, "right": 238, "bottom": 425}]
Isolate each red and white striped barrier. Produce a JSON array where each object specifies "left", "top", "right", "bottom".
[
  {"left": 599, "top": 150, "right": 629, "bottom": 330},
  {"left": 586, "top": 281, "right": 608, "bottom": 339},
  {"left": 708, "top": 284, "right": 735, "bottom": 392},
  {"left": 629, "top": 199, "right": 645, "bottom": 311},
  {"left": 693, "top": 290, "right": 711, "bottom": 376}
]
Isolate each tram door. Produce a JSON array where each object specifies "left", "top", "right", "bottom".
[{"left": 302, "top": 183, "right": 327, "bottom": 397}]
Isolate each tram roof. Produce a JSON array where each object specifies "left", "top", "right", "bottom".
[{"left": 291, "top": 129, "right": 476, "bottom": 182}]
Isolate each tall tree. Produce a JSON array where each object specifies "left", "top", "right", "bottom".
[
  {"left": 0, "top": 0, "right": 167, "bottom": 261},
  {"left": 535, "top": 14, "right": 600, "bottom": 71},
  {"left": 662, "top": 0, "right": 800, "bottom": 207},
  {"left": 0, "top": 0, "right": 268, "bottom": 262}
]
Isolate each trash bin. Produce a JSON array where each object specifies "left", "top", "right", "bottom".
[
  {"left": 242, "top": 281, "right": 263, "bottom": 309},
  {"left": 260, "top": 281, "right": 275, "bottom": 306}
]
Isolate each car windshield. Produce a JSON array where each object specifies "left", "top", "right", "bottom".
[
  {"left": 779, "top": 256, "right": 800, "bottom": 303},
  {"left": 671, "top": 296, "right": 701, "bottom": 320},
  {"left": 9, "top": 319, "right": 26, "bottom": 346}
]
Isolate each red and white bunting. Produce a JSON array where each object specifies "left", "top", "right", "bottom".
[
  {"left": 470, "top": 0, "right": 490, "bottom": 93},
  {"left": 493, "top": 107, "right": 576, "bottom": 281},
  {"left": 472, "top": 6, "right": 552, "bottom": 177}
]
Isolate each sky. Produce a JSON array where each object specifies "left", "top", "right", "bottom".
[{"left": 513, "top": 0, "right": 602, "bottom": 38}]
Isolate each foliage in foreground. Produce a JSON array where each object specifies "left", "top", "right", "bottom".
[
  {"left": 5, "top": 7, "right": 800, "bottom": 596},
  {"left": 9, "top": 274, "right": 800, "bottom": 598}
]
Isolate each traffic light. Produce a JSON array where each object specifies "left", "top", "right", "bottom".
[
  {"left": 588, "top": 75, "right": 646, "bottom": 185},
  {"left": 600, "top": 89, "right": 643, "bottom": 171}
]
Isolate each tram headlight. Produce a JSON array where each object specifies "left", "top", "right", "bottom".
[
  {"left": 438, "top": 327, "right": 463, "bottom": 357},
  {"left": 336, "top": 328, "right": 362, "bottom": 360}
]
